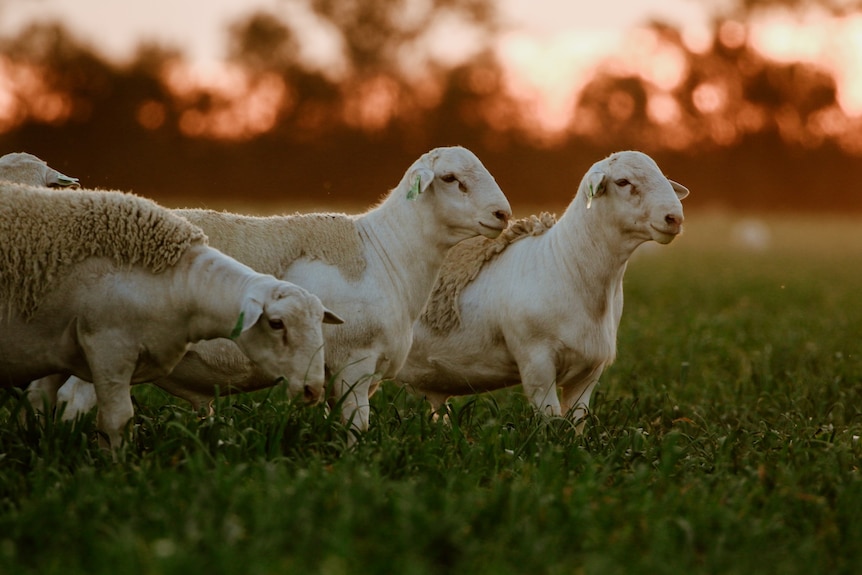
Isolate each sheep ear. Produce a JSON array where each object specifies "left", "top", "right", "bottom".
[
  {"left": 230, "top": 298, "right": 264, "bottom": 339},
  {"left": 584, "top": 169, "right": 606, "bottom": 209},
  {"left": 323, "top": 307, "right": 345, "bottom": 325},
  {"left": 406, "top": 167, "right": 435, "bottom": 200},
  {"left": 669, "top": 179, "right": 689, "bottom": 200},
  {"left": 47, "top": 171, "right": 80, "bottom": 189}
]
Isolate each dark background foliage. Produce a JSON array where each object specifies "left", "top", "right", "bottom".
[{"left": 1, "top": 0, "right": 861, "bottom": 212}]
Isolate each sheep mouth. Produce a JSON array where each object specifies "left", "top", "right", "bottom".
[
  {"left": 650, "top": 224, "right": 680, "bottom": 244},
  {"left": 478, "top": 221, "right": 506, "bottom": 238}
]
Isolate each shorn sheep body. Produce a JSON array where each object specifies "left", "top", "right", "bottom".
[
  {"left": 56, "top": 146, "right": 512, "bottom": 434},
  {"left": 0, "top": 152, "right": 79, "bottom": 188},
  {"left": 3, "top": 182, "right": 341, "bottom": 448},
  {"left": 398, "top": 150, "right": 689, "bottom": 426}
]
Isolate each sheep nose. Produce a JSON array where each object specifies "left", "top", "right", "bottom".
[
  {"left": 304, "top": 384, "right": 321, "bottom": 405},
  {"left": 493, "top": 210, "right": 510, "bottom": 225},
  {"left": 665, "top": 213, "right": 683, "bottom": 226}
]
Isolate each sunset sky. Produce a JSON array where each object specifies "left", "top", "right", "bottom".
[
  {"left": 0, "top": 0, "right": 710, "bottom": 68},
  {"left": 2, "top": 0, "right": 861, "bottom": 136}
]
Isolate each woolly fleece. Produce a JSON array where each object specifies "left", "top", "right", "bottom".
[
  {"left": 0, "top": 184, "right": 207, "bottom": 318},
  {"left": 421, "top": 211, "right": 556, "bottom": 332},
  {"left": 177, "top": 209, "right": 366, "bottom": 281}
]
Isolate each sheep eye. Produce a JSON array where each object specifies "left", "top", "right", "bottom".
[
  {"left": 441, "top": 173, "right": 468, "bottom": 193},
  {"left": 615, "top": 179, "right": 631, "bottom": 187},
  {"left": 268, "top": 319, "right": 285, "bottom": 330}
]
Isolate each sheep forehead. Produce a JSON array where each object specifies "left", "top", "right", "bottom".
[
  {"left": 432, "top": 147, "right": 492, "bottom": 182},
  {"left": 0, "top": 153, "right": 48, "bottom": 182},
  {"left": 605, "top": 151, "right": 667, "bottom": 188},
  {"left": 272, "top": 283, "right": 321, "bottom": 315},
  {"left": 0, "top": 152, "right": 47, "bottom": 167},
  {"left": 271, "top": 282, "right": 305, "bottom": 303},
  {"left": 455, "top": 164, "right": 492, "bottom": 186}
]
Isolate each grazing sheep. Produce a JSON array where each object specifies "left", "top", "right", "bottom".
[
  {"left": 2, "top": 183, "right": 341, "bottom": 448},
  {"left": 397, "top": 150, "right": 689, "bottom": 427},
  {"left": 0, "top": 152, "right": 79, "bottom": 188},
  {"left": 55, "top": 146, "right": 512, "bottom": 435}
]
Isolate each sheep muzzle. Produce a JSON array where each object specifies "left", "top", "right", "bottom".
[{"left": 303, "top": 383, "right": 322, "bottom": 405}]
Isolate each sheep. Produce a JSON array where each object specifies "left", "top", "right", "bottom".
[
  {"left": 2, "top": 182, "right": 342, "bottom": 448},
  {"left": 53, "top": 146, "right": 512, "bottom": 435},
  {"left": 0, "top": 152, "right": 80, "bottom": 188},
  {"left": 397, "top": 150, "right": 689, "bottom": 427}
]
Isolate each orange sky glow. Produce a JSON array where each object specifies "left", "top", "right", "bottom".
[
  {"left": 1, "top": 2, "right": 861, "bottom": 147},
  {"left": 501, "top": 8, "right": 862, "bottom": 136}
]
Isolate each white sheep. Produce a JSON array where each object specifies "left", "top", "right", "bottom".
[
  {"left": 397, "top": 150, "right": 689, "bottom": 426},
  {"left": 0, "top": 152, "right": 80, "bottom": 188},
  {"left": 2, "top": 183, "right": 342, "bottom": 448},
  {"left": 54, "top": 146, "right": 512, "bottom": 435}
]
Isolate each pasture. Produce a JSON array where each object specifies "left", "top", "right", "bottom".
[{"left": 2, "top": 211, "right": 862, "bottom": 575}]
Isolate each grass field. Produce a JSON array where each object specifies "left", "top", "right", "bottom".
[{"left": 2, "top": 211, "right": 862, "bottom": 575}]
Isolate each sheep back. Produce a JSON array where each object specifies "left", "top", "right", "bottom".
[
  {"left": 0, "top": 183, "right": 207, "bottom": 319},
  {"left": 421, "top": 212, "right": 556, "bottom": 332},
  {"left": 178, "top": 209, "right": 366, "bottom": 282}
]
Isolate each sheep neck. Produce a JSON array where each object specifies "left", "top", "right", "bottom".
[
  {"left": 171, "top": 246, "right": 259, "bottom": 343},
  {"left": 548, "top": 203, "right": 639, "bottom": 321},
  {"left": 356, "top": 205, "right": 448, "bottom": 320}
]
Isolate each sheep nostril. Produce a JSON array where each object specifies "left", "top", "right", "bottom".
[
  {"left": 494, "top": 210, "right": 509, "bottom": 224},
  {"left": 303, "top": 384, "right": 318, "bottom": 403},
  {"left": 665, "top": 214, "right": 682, "bottom": 226}
]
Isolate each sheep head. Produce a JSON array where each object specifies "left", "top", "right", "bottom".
[
  {"left": 400, "top": 146, "right": 512, "bottom": 242},
  {"left": 231, "top": 279, "right": 344, "bottom": 406},
  {"left": 580, "top": 150, "right": 689, "bottom": 244},
  {"left": 0, "top": 152, "right": 80, "bottom": 189}
]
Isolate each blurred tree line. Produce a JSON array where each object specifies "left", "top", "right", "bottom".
[{"left": 0, "top": 0, "right": 860, "bottom": 212}]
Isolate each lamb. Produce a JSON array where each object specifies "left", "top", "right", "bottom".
[
  {"left": 54, "top": 146, "right": 512, "bottom": 435},
  {"left": 397, "top": 150, "right": 689, "bottom": 427},
  {"left": 2, "top": 183, "right": 342, "bottom": 448},
  {"left": 0, "top": 152, "right": 80, "bottom": 188}
]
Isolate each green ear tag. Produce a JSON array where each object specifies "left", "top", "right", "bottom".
[
  {"left": 57, "top": 174, "right": 79, "bottom": 188},
  {"left": 406, "top": 175, "right": 421, "bottom": 200},
  {"left": 586, "top": 183, "right": 595, "bottom": 209},
  {"left": 230, "top": 311, "right": 245, "bottom": 339}
]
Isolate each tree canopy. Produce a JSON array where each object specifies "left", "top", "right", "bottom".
[{"left": 0, "top": 0, "right": 860, "bottom": 211}]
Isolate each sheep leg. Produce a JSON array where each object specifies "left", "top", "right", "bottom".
[
  {"left": 23, "top": 373, "right": 67, "bottom": 420},
  {"left": 561, "top": 377, "right": 599, "bottom": 433},
  {"left": 341, "top": 378, "right": 375, "bottom": 434},
  {"left": 423, "top": 392, "right": 451, "bottom": 422},
  {"left": 331, "top": 359, "right": 380, "bottom": 436},
  {"left": 56, "top": 375, "right": 99, "bottom": 421},
  {"left": 90, "top": 373, "right": 135, "bottom": 451},
  {"left": 516, "top": 350, "right": 562, "bottom": 417},
  {"left": 81, "top": 334, "right": 138, "bottom": 450}
]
